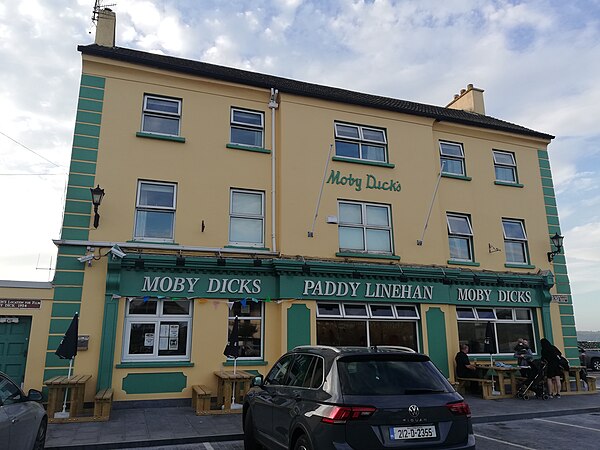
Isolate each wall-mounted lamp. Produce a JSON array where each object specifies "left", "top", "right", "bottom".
[
  {"left": 253, "top": 258, "right": 262, "bottom": 267},
  {"left": 217, "top": 254, "right": 226, "bottom": 266},
  {"left": 90, "top": 185, "right": 105, "bottom": 229},
  {"left": 176, "top": 255, "right": 186, "bottom": 267},
  {"left": 547, "top": 232, "right": 564, "bottom": 262},
  {"left": 135, "top": 256, "right": 145, "bottom": 270}
]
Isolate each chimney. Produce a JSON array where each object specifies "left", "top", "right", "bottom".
[
  {"left": 95, "top": 8, "right": 116, "bottom": 47},
  {"left": 446, "top": 83, "right": 485, "bottom": 115}
]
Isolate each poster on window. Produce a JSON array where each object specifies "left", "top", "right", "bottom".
[
  {"left": 144, "top": 333, "right": 155, "bottom": 347},
  {"left": 169, "top": 324, "right": 179, "bottom": 338},
  {"left": 169, "top": 338, "right": 178, "bottom": 350},
  {"left": 159, "top": 338, "right": 168, "bottom": 350},
  {"left": 160, "top": 324, "right": 169, "bottom": 337}
]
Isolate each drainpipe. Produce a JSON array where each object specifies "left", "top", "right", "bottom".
[{"left": 268, "top": 88, "right": 279, "bottom": 252}]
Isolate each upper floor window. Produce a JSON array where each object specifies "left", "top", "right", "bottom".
[
  {"left": 229, "top": 189, "right": 264, "bottom": 247},
  {"left": 134, "top": 181, "right": 176, "bottom": 242},
  {"left": 447, "top": 213, "right": 474, "bottom": 261},
  {"left": 493, "top": 151, "right": 517, "bottom": 183},
  {"left": 502, "top": 219, "right": 528, "bottom": 264},
  {"left": 230, "top": 108, "right": 264, "bottom": 147},
  {"left": 439, "top": 141, "right": 465, "bottom": 176},
  {"left": 338, "top": 201, "right": 392, "bottom": 254},
  {"left": 334, "top": 122, "right": 387, "bottom": 163},
  {"left": 141, "top": 95, "right": 181, "bottom": 136}
]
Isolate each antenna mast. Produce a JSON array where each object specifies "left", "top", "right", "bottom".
[{"left": 92, "top": 0, "right": 116, "bottom": 24}]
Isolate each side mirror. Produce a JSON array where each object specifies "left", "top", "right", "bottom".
[
  {"left": 27, "top": 389, "right": 43, "bottom": 403},
  {"left": 251, "top": 375, "right": 263, "bottom": 387}
]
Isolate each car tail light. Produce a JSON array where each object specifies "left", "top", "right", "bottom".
[
  {"left": 446, "top": 401, "right": 471, "bottom": 417},
  {"left": 321, "top": 406, "right": 377, "bottom": 424}
]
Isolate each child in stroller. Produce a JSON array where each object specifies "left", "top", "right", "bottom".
[{"left": 516, "top": 358, "right": 550, "bottom": 400}]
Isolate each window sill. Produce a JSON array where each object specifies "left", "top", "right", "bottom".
[
  {"left": 441, "top": 173, "right": 472, "bottom": 181},
  {"left": 116, "top": 361, "right": 194, "bottom": 368},
  {"left": 332, "top": 156, "right": 395, "bottom": 168},
  {"left": 223, "top": 359, "right": 268, "bottom": 367},
  {"left": 504, "top": 263, "right": 536, "bottom": 269},
  {"left": 226, "top": 143, "right": 271, "bottom": 154},
  {"left": 224, "top": 245, "right": 270, "bottom": 251},
  {"left": 127, "top": 240, "right": 179, "bottom": 245},
  {"left": 495, "top": 181, "right": 524, "bottom": 188},
  {"left": 336, "top": 252, "right": 400, "bottom": 260},
  {"left": 136, "top": 132, "right": 186, "bottom": 143},
  {"left": 447, "top": 260, "right": 481, "bottom": 267}
]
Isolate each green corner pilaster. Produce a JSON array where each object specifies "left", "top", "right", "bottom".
[
  {"left": 287, "top": 304, "right": 311, "bottom": 351},
  {"left": 97, "top": 260, "right": 122, "bottom": 391},
  {"left": 426, "top": 308, "right": 449, "bottom": 377}
]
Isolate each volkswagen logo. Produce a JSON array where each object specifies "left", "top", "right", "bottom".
[{"left": 408, "top": 405, "right": 420, "bottom": 417}]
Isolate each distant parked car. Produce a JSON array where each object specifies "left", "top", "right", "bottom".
[
  {"left": 579, "top": 347, "right": 600, "bottom": 371},
  {"left": 243, "top": 345, "right": 475, "bottom": 450},
  {"left": 0, "top": 371, "right": 47, "bottom": 450}
]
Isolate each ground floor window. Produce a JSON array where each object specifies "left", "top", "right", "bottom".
[
  {"left": 123, "top": 298, "right": 192, "bottom": 361},
  {"left": 457, "top": 307, "right": 535, "bottom": 355},
  {"left": 228, "top": 301, "right": 263, "bottom": 359},
  {"left": 316, "top": 302, "right": 419, "bottom": 351}
]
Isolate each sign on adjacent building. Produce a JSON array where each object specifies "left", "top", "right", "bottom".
[{"left": 0, "top": 299, "right": 42, "bottom": 309}]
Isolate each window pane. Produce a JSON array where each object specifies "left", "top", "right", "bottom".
[
  {"left": 335, "top": 140, "right": 360, "bottom": 158},
  {"left": 235, "top": 318, "right": 261, "bottom": 357},
  {"left": 366, "top": 205, "right": 389, "bottom": 226},
  {"left": 515, "top": 309, "right": 531, "bottom": 320},
  {"left": 447, "top": 215, "right": 471, "bottom": 234},
  {"left": 369, "top": 321, "right": 418, "bottom": 350},
  {"left": 449, "top": 237, "right": 471, "bottom": 260},
  {"left": 287, "top": 355, "right": 315, "bottom": 387},
  {"left": 343, "top": 304, "right": 368, "bottom": 317},
  {"left": 139, "top": 183, "right": 175, "bottom": 208},
  {"left": 366, "top": 229, "right": 391, "bottom": 252},
  {"left": 142, "top": 115, "right": 179, "bottom": 135},
  {"left": 505, "top": 241, "right": 526, "bottom": 263},
  {"left": 146, "top": 97, "right": 179, "bottom": 114},
  {"left": 362, "top": 144, "right": 385, "bottom": 161},
  {"left": 503, "top": 221, "right": 526, "bottom": 239},
  {"left": 309, "top": 358, "right": 324, "bottom": 389},
  {"left": 370, "top": 304, "right": 394, "bottom": 317},
  {"left": 230, "top": 127, "right": 262, "bottom": 147},
  {"left": 335, "top": 124, "right": 360, "bottom": 139},
  {"left": 440, "top": 142, "right": 463, "bottom": 157},
  {"left": 135, "top": 210, "right": 174, "bottom": 239},
  {"left": 128, "top": 323, "right": 156, "bottom": 355},
  {"left": 232, "top": 109, "right": 262, "bottom": 126},
  {"left": 493, "top": 152, "right": 515, "bottom": 165},
  {"left": 339, "top": 227, "right": 364, "bottom": 250},
  {"left": 157, "top": 321, "right": 188, "bottom": 356},
  {"left": 441, "top": 158, "right": 464, "bottom": 175},
  {"left": 232, "top": 192, "right": 262, "bottom": 215},
  {"left": 163, "top": 300, "right": 190, "bottom": 315},
  {"left": 395, "top": 306, "right": 418, "bottom": 318},
  {"left": 231, "top": 301, "right": 262, "bottom": 318},
  {"left": 230, "top": 217, "right": 263, "bottom": 244},
  {"left": 316, "top": 320, "right": 367, "bottom": 346},
  {"left": 456, "top": 308, "right": 475, "bottom": 319},
  {"left": 362, "top": 128, "right": 385, "bottom": 142},
  {"left": 495, "top": 166, "right": 516, "bottom": 182},
  {"left": 496, "top": 322, "right": 534, "bottom": 353},
  {"left": 129, "top": 299, "right": 157, "bottom": 315},
  {"left": 317, "top": 303, "right": 342, "bottom": 316},
  {"left": 496, "top": 309, "right": 513, "bottom": 320},
  {"left": 476, "top": 308, "right": 496, "bottom": 319},
  {"left": 339, "top": 203, "right": 362, "bottom": 224},
  {"left": 266, "top": 355, "right": 294, "bottom": 385},
  {"left": 457, "top": 322, "right": 490, "bottom": 354}
]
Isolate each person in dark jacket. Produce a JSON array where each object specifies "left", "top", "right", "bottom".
[
  {"left": 541, "top": 338, "right": 562, "bottom": 398},
  {"left": 455, "top": 344, "right": 479, "bottom": 394}
]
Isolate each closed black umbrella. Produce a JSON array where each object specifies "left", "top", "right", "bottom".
[
  {"left": 223, "top": 316, "right": 240, "bottom": 359},
  {"left": 483, "top": 321, "right": 497, "bottom": 355},
  {"left": 56, "top": 313, "right": 79, "bottom": 360}
]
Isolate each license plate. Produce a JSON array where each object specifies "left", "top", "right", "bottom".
[{"left": 390, "top": 425, "right": 436, "bottom": 440}]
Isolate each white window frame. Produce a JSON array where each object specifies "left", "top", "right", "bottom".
[
  {"left": 493, "top": 150, "right": 517, "bottom": 183},
  {"left": 134, "top": 181, "right": 177, "bottom": 242},
  {"left": 338, "top": 201, "right": 393, "bottom": 254},
  {"left": 502, "top": 219, "right": 529, "bottom": 264},
  {"left": 446, "top": 213, "right": 474, "bottom": 262},
  {"left": 230, "top": 108, "right": 265, "bottom": 147},
  {"left": 141, "top": 94, "right": 182, "bottom": 136},
  {"left": 227, "top": 302, "right": 264, "bottom": 361},
  {"left": 122, "top": 298, "right": 192, "bottom": 362},
  {"left": 334, "top": 122, "right": 388, "bottom": 163},
  {"left": 229, "top": 189, "right": 265, "bottom": 247},
  {"left": 439, "top": 141, "right": 465, "bottom": 176}
]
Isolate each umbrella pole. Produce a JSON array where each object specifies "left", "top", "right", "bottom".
[
  {"left": 232, "top": 358, "right": 237, "bottom": 407},
  {"left": 60, "top": 358, "right": 73, "bottom": 415}
]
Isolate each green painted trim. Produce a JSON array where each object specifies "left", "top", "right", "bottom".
[
  {"left": 555, "top": 284, "right": 571, "bottom": 295},
  {"left": 51, "top": 302, "right": 81, "bottom": 318},
  {"left": 550, "top": 254, "right": 566, "bottom": 266},
  {"left": 539, "top": 168, "right": 553, "bottom": 179},
  {"left": 559, "top": 305, "right": 574, "bottom": 315},
  {"left": 537, "top": 149, "right": 549, "bottom": 159},
  {"left": 541, "top": 177, "right": 554, "bottom": 189},
  {"left": 504, "top": 264, "right": 536, "bottom": 269},
  {"left": 70, "top": 161, "right": 96, "bottom": 175},
  {"left": 541, "top": 302, "right": 553, "bottom": 341},
  {"left": 560, "top": 315, "right": 575, "bottom": 326},
  {"left": 122, "top": 372, "right": 187, "bottom": 394},
  {"left": 45, "top": 352, "right": 72, "bottom": 368},
  {"left": 545, "top": 205, "right": 558, "bottom": 216},
  {"left": 53, "top": 271, "right": 85, "bottom": 286},
  {"left": 426, "top": 308, "right": 449, "bottom": 377},
  {"left": 564, "top": 347, "right": 580, "bottom": 360},
  {"left": 57, "top": 246, "right": 87, "bottom": 257},
  {"left": 287, "top": 304, "right": 311, "bottom": 351},
  {"left": 542, "top": 187, "right": 556, "bottom": 197},
  {"left": 97, "top": 292, "right": 120, "bottom": 391},
  {"left": 563, "top": 337, "right": 578, "bottom": 348},
  {"left": 79, "top": 86, "right": 105, "bottom": 101},
  {"left": 62, "top": 213, "right": 90, "bottom": 228},
  {"left": 73, "top": 135, "right": 99, "bottom": 149},
  {"left": 77, "top": 98, "right": 103, "bottom": 113},
  {"left": 224, "top": 245, "right": 270, "bottom": 251},
  {"left": 561, "top": 326, "right": 577, "bottom": 337},
  {"left": 55, "top": 253, "right": 86, "bottom": 270},
  {"left": 136, "top": 132, "right": 186, "bottom": 143},
  {"left": 447, "top": 260, "right": 480, "bottom": 267},
  {"left": 116, "top": 361, "right": 194, "bottom": 368},
  {"left": 546, "top": 216, "right": 560, "bottom": 226},
  {"left": 49, "top": 319, "right": 74, "bottom": 334},
  {"left": 335, "top": 252, "right": 400, "bottom": 260},
  {"left": 43, "top": 368, "right": 69, "bottom": 381},
  {"left": 332, "top": 156, "right": 395, "bottom": 169},
  {"left": 81, "top": 74, "right": 106, "bottom": 88},
  {"left": 71, "top": 147, "right": 98, "bottom": 162},
  {"left": 226, "top": 143, "right": 271, "bottom": 153},
  {"left": 46, "top": 336, "right": 63, "bottom": 351},
  {"left": 60, "top": 228, "right": 90, "bottom": 241},
  {"left": 54, "top": 287, "right": 83, "bottom": 301},
  {"left": 441, "top": 173, "right": 472, "bottom": 181},
  {"left": 494, "top": 181, "right": 524, "bottom": 188},
  {"left": 538, "top": 159, "right": 551, "bottom": 169},
  {"left": 223, "top": 360, "right": 269, "bottom": 366},
  {"left": 76, "top": 111, "right": 102, "bottom": 125},
  {"left": 66, "top": 186, "right": 93, "bottom": 201},
  {"left": 544, "top": 196, "right": 557, "bottom": 207},
  {"left": 74, "top": 123, "right": 101, "bottom": 138},
  {"left": 555, "top": 274, "right": 570, "bottom": 285}
]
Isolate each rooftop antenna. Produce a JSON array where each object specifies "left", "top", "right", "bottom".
[
  {"left": 92, "top": 0, "right": 116, "bottom": 24},
  {"left": 36, "top": 254, "right": 54, "bottom": 281}
]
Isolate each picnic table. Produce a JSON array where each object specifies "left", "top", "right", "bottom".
[
  {"left": 475, "top": 364, "right": 522, "bottom": 398},
  {"left": 561, "top": 365, "right": 597, "bottom": 394},
  {"left": 213, "top": 370, "right": 254, "bottom": 413},
  {"left": 44, "top": 374, "right": 91, "bottom": 422}
]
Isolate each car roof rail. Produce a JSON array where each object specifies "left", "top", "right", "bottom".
[
  {"left": 371, "top": 345, "right": 416, "bottom": 353},
  {"left": 293, "top": 345, "right": 341, "bottom": 353}
]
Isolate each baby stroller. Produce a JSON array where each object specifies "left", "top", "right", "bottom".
[{"left": 516, "top": 359, "right": 550, "bottom": 400}]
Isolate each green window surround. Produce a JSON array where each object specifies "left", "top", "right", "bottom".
[
  {"left": 504, "top": 263, "right": 536, "bottom": 269},
  {"left": 136, "top": 132, "right": 186, "bottom": 143},
  {"left": 226, "top": 143, "right": 271, "bottom": 154},
  {"left": 336, "top": 252, "right": 400, "bottom": 260},
  {"left": 494, "top": 181, "right": 524, "bottom": 188},
  {"left": 441, "top": 173, "right": 472, "bottom": 181},
  {"left": 223, "top": 360, "right": 269, "bottom": 366},
  {"left": 332, "top": 156, "right": 395, "bottom": 168},
  {"left": 224, "top": 245, "right": 270, "bottom": 251},
  {"left": 116, "top": 361, "right": 195, "bottom": 368},
  {"left": 447, "top": 260, "right": 480, "bottom": 267}
]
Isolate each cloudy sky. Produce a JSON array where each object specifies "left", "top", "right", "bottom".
[{"left": 0, "top": 0, "right": 598, "bottom": 330}]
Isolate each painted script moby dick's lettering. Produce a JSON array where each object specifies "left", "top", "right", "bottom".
[
  {"left": 457, "top": 288, "right": 532, "bottom": 303},
  {"left": 326, "top": 170, "right": 401, "bottom": 192},
  {"left": 302, "top": 280, "right": 433, "bottom": 300},
  {"left": 142, "top": 276, "right": 262, "bottom": 295}
]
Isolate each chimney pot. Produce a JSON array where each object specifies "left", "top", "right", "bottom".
[
  {"left": 454, "top": 94, "right": 459, "bottom": 100},
  {"left": 467, "top": 83, "right": 474, "bottom": 90},
  {"left": 460, "top": 89, "right": 466, "bottom": 95}
]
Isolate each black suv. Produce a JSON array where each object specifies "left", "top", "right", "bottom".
[{"left": 243, "top": 346, "right": 475, "bottom": 450}]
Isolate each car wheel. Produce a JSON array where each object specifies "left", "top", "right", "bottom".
[
  {"left": 33, "top": 417, "right": 47, "bottom": 450},
  {"left": 294, "top": 434, "right": 313, "bottom": 450},
  {"left": 592, "top": 358, "right": 600, "bottom": 372},
  {"left": 244, "top": 411, "right": 261, "bottom": 450}
]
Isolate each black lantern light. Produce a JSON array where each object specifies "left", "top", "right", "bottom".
[
  {"left": 90, "top": 185, "right": 105, "bottom": 229},
  {"left": 547, "top": 232, "right": 564, "bottom": 262}
]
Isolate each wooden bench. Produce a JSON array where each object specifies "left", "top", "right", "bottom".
[
  {"left": 192, "top": 385, "right": 212, "bottom": 415},
  {"left": 94, "top": 388, "right": 113, "bottom": 421},
  {"left": 585, "top": 376, "right": 597, "bottom": 392},
  {"left": 456, "top": 377, "right": 494, "bottom": 399}
]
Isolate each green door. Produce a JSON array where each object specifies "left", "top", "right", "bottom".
[{"left": 0, "top": 316, "right": 32, "bottom": 386}]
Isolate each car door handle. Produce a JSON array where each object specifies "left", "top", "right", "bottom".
[{"left": 11, "top": 418, "right": 18, "bottom": 424}]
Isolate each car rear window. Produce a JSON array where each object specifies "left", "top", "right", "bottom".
[{"left": 338, "top": 354, "right": 452, "bottom": 395}]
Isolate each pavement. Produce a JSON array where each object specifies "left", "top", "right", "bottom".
[{"left": 46, "top": 391, "right": 600, "bottom": 450}]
